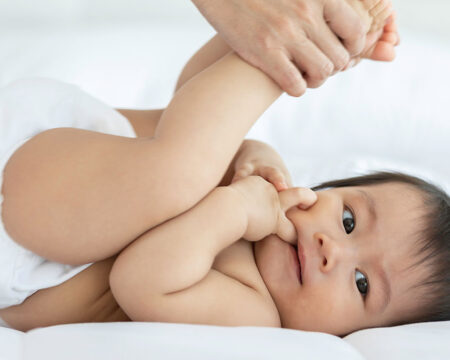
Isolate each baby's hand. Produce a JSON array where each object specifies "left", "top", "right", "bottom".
[
  {"left": 232, "top": 140, "right": 292, "bottom": 192},
  {"left": 229, "top": 176, "right": 317, "bottom": 243}
]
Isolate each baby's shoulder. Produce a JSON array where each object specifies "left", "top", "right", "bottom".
[{"left": 213, "top": 240, "right": 277, "bottom": 310}]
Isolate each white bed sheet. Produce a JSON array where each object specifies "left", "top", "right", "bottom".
[
  {"left": 0, "top": 323, "right": 364, "bottom": 360},
  {"left": 0, "top": 1, "right": 449, "bottom": 359},
  {"left": 1, "top": 321, "right": 450, "bottom": 360}
]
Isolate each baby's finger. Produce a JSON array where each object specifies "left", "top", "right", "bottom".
[
  {"left": 232, "top": 163, "right": 254, "bottom": 183},
  {"left": 278, "top": 187, "right": 317, "bottom": 212},
  {"left": 259, "top": 167, "right": 288, "bottom": 191},
  {"left": 276, "top": 215, "right": 297, "bottom": 245}
]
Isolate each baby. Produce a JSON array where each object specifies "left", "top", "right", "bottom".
[
  {"left": 109, "top": 13, "right": 450, "bottom": 335},
  {"left": 3, "top": 1, "right": 447, "bottom": 336},
  {"left": 112, "top": 162, "right": 450, "bottom": 336}
]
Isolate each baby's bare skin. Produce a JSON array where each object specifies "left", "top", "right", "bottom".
[
  {"left": 348, "top": 0, "right": 393, "bottom": 33},
  {"left": 0, "top": 2, "right": 399, "bottom": 331},
  {"left": 344, "top": 0, "right": 398, "bottom": 64}
]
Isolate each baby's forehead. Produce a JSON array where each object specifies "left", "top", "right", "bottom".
[{"left": 340, "top": 182, "right": 426, "bottom": 212}]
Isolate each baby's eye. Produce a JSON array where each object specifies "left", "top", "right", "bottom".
[
  {"left": 342, "top": 207, "right": 355, "bottom": 234},
  {"left": 355, "top": 270, "right": 368, "bottom": 297}
]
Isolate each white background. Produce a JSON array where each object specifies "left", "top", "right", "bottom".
[
  {"left": 0, "top": 0, "right": 449, "bottom": 37},
  {"left": 0, "top": 0, "right": 449, "bottom": 190}
]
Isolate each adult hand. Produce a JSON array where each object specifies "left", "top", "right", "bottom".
[{"left": 192, "top": 0, "right": 367, "bottom": 97}]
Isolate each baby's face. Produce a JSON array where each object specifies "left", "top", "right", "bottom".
[{"left": 254, "top": 182, "right": 429, "bottom": 336}]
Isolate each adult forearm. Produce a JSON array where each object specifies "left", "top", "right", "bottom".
[{"left": 110, "top": 186, "right": 246, "bottom": 296}]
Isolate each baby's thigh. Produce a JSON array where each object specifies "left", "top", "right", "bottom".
[
  {"left": 1, "top": 127, "right": 164, "bottom": 265},
  {"left": 0, "top": 256, "right": 129, "bottom": 331}
]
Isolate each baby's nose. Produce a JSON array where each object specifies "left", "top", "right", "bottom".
[{"left": 314, "top": 232, "right": 354, "bottom": 273}]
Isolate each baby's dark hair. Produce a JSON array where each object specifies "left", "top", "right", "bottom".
[{"left": 309, "top": 170, "right": 450, "bottom": 325}]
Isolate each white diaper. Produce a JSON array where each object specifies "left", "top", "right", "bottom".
[{"left": 0, "top": 77, "right": 137, "bottom": 310}]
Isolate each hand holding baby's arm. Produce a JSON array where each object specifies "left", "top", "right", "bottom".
[{"left": 230, "top": 176, "right": 317, "bottom": 243}]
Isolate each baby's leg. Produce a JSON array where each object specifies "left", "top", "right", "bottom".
[
  {"left": 1, "top": 129, "right": 199, "bottom": 266},
  {"left": 2, "top": 52, "right": 282, "bottom": 266}
]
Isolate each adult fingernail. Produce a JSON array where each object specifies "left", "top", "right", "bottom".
[
  {"left": 291, "top": 78, "right": 306, "bottom": 97},
  {"left": 349, "top": 59, "right": 356, "bottom": 68}
]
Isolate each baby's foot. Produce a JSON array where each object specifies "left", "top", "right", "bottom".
[
  {"left": 340, "top": 6, "right": 400, "bottom": 72},
  {"left": 361, "top": 14, "right": 399, "bottom": 60},
  {"left": 346, "top": 0, "right": 394, "bottom": 34},
  {"left": 343, "top": 12, "right": 399, "bottom": 69}
]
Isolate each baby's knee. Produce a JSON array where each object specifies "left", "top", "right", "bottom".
[{"left": 109, "top": 251, "right": 151, "bottom": 321}]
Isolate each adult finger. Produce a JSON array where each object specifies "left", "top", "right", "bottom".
[
  {"left": 278, "top": 187, "right": 317, "bottom": 212},
  {"left": 324, "top": 0, "right": 366, "bottom": 56},
  {"left": 289, "top": 39, "right": 335, "bottom": 88},
  {"left": 257, "top": 48, "right": 308, "bottom": 97},
  {"left": 307, "top": 20, "right": 351, "bottom": 74}
]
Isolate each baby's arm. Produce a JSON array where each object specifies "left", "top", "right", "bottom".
[
  {"left": 109, "top": 185, "right": 280, "bottom": 326},
  {"left": 174, "top": 34, "right": 232, "bottom": 93},
  {"left": 110, "top": 177, "right": 316, "bottom": 326}
]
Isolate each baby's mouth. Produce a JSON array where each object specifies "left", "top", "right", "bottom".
[{"left": 293, "top": 245, "right": 302, "bottom": 284}]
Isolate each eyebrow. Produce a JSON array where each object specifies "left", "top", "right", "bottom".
[{"left": 356, "top": 189, "right": 391, "bottom": 312}]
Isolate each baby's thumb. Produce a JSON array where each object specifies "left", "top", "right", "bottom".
[
  {"left": 279, "top": 187, "right": 317, "bottom": 212},
  {"left": 277, "top": 215, "right": 297, "bottom": 244}
]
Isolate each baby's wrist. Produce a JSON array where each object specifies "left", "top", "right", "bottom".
[
  {"left": 216, "top": 185, "right": 249, "bottom": 236},
  {"left": 225, "top": 184, "right": 251, "bottom": 238}
]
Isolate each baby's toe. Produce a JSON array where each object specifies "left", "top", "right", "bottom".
[{"left": 360, "top": 0, "right": 394, "bottom": 33}]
